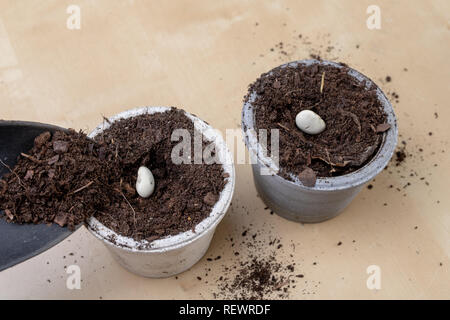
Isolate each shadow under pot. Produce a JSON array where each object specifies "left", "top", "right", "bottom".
[
  {"left": 242, "top": 59, "right": 398, "bottom": 223},
  {"left": 87, "top": 107, "right": 235, "bottom": 278}
]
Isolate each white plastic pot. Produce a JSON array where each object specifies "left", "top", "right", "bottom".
[
  {"left": 242, "top": 60, "right": 398, "bottom": 223},
  {"left": 86, "top": 107, "right": 235, "bottom": 278}
]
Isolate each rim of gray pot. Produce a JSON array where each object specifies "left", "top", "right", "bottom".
[{"left": 242, "top": 59, "right": 398, "bottom": 191}]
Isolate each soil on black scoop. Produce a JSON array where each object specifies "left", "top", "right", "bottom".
[
  {"left": 245, "top": 62, "right": 389, "bottom": 181},
  {"left": 0, "top": 130, "right": 111, "bottom": 229},
  {"left": 0, "top": 108, "right": 226, "bottom": 242}
]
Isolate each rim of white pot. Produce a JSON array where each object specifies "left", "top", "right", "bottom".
[
  {"left": 242, "top": 59, "right": 398, "bottom": 191},
  {"left": 86, "top": 107, "right": 235, "bottom": 253}
]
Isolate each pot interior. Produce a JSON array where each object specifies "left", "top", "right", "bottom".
[{"left": 242, "top": 59, "right": 398, "bottom": 191}]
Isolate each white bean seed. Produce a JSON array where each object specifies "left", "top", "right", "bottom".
[
  {"left": 136, "top": 166, "right": 155, "bottom": 198},
  {"left": 295, "top": 110, "right": 326, "bottom": 135}
]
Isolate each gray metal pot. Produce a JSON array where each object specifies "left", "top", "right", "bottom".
[{"left": 242, "top": 60, "right": 398, "bottom": 223}]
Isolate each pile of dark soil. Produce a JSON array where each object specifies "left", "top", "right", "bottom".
[
  {"left": 0, "top": 108, "right": 226, "bottom": 242},
  {"left": 209, "top": 225, "right": 309, "bottom": 300},
  {"left": 246, "top": 62, "right": 389, "bottom": 182},
  {"left": 216, "top": 255, "right": 291, "bottom": 300}
]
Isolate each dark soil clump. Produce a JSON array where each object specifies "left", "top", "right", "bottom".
[{"left": 246, "top": 62, "right": 389, "bottom": 180}]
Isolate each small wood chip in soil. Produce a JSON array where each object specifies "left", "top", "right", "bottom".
[
  {"left": 298, "top": 167, "right": 317, "bottom": 187},
  {"left": 376, "top": 123, "right": 391, "bottom": 133}
]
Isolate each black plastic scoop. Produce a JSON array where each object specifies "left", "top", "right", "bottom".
[{"left": 0, "top": 120, "right": 80, "bottom": 272}]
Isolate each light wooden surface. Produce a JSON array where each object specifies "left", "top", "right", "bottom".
[{"left": 0, "top": 0, "right": 448, "bottom": 299}]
